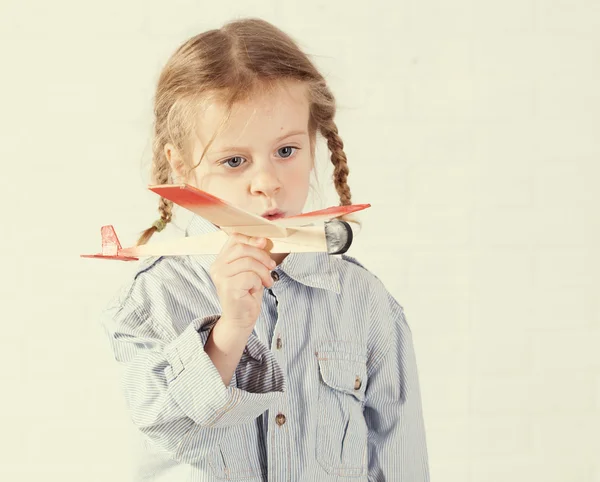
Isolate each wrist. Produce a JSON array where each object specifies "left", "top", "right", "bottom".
[
  {"left": 216, "top": 315, "right": 255, "bottom": 335},
  {"left": 213, "top": 316, "right": 254, "bottom": 340}
]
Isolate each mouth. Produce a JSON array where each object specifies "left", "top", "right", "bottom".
[{"left": 261, "top": 209, "right": 285, "bottom": 220}]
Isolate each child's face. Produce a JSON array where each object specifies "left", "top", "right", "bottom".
[{"left": 171, "top": 81, "right": 314, "bottom": 219}]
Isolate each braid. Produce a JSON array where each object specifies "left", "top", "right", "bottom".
[
  {"left": 321, "top": 121, "right": 352, "bottom": 206},
  {"left": 136, "top": 135, "right": 174, "bottom": 246}
]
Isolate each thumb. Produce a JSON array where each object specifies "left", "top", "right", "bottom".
[{"left": 250, "top": 283, "right": 265, "bottom": 297}]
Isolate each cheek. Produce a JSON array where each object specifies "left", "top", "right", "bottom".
[
  {"left": 191, "top": 168, "right": 205, "bottom": 188},
  {"left": 193, "top": 168, "right": 248, "bottom": 204},
  {"left": 288, "top": 152, "right": 313, "bottom": 178},
  {"left": 192, "top": 167, "right": 221, "bottom": 192},
  {"left": 283, "top": 162, "right": 312, "bottom": 201},
  {"left": 280, "top": 167, "right": 310, "bottom": 194},
  {"left": 192, "top": 163, "right": 228, "bottom": 188}
]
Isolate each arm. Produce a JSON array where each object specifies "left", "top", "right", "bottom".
[
  {"left": 205, "top": 316, "right": 253, "bottom": 386},
  {"left": 363, "top": 293, "right": 430, "bottom": 481},
  {"left": 100, "top": 290, "right": 285, "bottom": 464}
]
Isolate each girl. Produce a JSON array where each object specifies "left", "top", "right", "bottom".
[{"left": 101, "top": 17, "right": 429, "bottom": 481}]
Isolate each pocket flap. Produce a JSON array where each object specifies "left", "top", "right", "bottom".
[{"left": 316, "top": 350, "right": 367, "bottom": 402}]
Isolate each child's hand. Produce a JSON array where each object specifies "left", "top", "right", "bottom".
[{"left": 209, "top": 233, "right": 276, "bottom": 331}]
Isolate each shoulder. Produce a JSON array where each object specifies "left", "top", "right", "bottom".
[
  {"left": 334, "top": 253, "right": 377, "bottom": 281},
  {"left": 333, "top": 254, "right": 388, "bottom": 295},
  {"left": 334, "top": 253, "right": 407, "bottom": 322}
]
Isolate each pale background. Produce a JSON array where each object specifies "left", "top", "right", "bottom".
[{"left": 1, "top": 0, "right": 598, "bottom": 481}]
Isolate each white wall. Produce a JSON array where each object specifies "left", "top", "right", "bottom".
[{"left": 1, "top": 1, "right": 598, "bottom": 480}]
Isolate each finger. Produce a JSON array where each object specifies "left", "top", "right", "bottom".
[
  {"left": 247, "top": 272, "right": 264, "bottom": 295},
  {"left": 226, "top": 232, "right": 266, "bottom": 249},
  {"left": 217, "top": 232, "right": 252, "bottom": 255},
  {"left": 217, "top": 232, "right": 267, "bottom": 259},
  {"left": 226, "top": 271, "right": 264, "bottom": 295},
  {"left": 249, "top": 281, "right": 265, "bottom": 296},
  {"left": 213, "top": 233, "right": 270, "bottom": 276},
  {"left": 222, "top": 258, "right": 274, "bottom": 288},
  {"left": 222, "top": 241, "right": 275, "bottom": 270}
]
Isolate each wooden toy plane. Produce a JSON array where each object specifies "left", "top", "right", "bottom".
[{"left": 81, "top": 183, "right": 371, "bottom": 261}]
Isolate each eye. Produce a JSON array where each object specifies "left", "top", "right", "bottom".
[
  {"left": 221, "top": 156, "right": 246, "bottom": 169},
  {"left": 278, "top": 146, "right": 299, "bottom": 158}
]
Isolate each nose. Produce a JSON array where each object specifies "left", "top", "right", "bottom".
[{"left": 250, "top": 162, "right": 282, "bottom": 198}]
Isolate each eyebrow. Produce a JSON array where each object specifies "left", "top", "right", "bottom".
[{"left": 212, "top": 129, "right": 308, "bottom": 154}]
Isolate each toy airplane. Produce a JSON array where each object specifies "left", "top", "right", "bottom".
[{"left": 81, "top": 183, "right": 371, "bottom": 261}]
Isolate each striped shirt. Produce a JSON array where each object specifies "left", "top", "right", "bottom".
[{"left": 100, "top": 214, "right": 430, "bottom": 481}]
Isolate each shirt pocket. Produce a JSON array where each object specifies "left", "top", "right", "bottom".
[
  {"left": 315, "top": 343, "right": 369, "bottom": 477},
  {"left": 207, "top": 423, "right": 266, "bottom": 480}
]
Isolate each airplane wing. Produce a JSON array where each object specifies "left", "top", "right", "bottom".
[
  {"left": 149, "top": 184, "right": 288, "bottom": 238},
  {"left": 273, "top": 203, "right": 371, "bottom": 227},
  {"left": 81, "top": 187, "right": 371, "bottom": 262}
]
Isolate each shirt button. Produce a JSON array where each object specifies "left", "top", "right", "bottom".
[
  {"left": 275, "top": 413, "right": 286, "bottom": 426},
  {"left": 276, "top": 335, "right": 282, "bottom": 349},
  {"left": 271, "top": 271, "right": 280, "bottom": 282},
  {"left": 354, "top": 376, "right": 362, "bottom": 390}
]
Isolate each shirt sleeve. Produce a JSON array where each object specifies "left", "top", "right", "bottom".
[
  {"left": 363, "top": 289, "right": 430, "bottom": 481},
  {"left": 99, "top": 270, "right": 286, "bottom": 465}
]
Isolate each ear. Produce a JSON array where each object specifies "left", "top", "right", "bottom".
[{"left": 164, "top": 143, "right": 187, "bottom": 181}]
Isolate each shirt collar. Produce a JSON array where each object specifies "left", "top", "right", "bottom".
[{"left": 185, "top": 214, "right": 341, "bottom": 294}]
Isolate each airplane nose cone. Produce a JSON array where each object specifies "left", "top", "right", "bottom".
[{"left": 324, "top": 219, "right": 353, "bottom": 255}]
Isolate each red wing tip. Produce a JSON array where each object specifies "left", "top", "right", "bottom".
[
  {"left": 287, "top": 203, "right": 371, "bottom": 220},
  {"left": 345, "top": 203, "right": 371, "bottom": 214},
  {"left": 148, "top": 183, "right": 225, "bottom": 204},
  {"left": 148, "top": 183, "right": 185, "bottom": 189},
  {"left": 148, "top": 183, "right": 183, "bottom": 195},
  {"left": 80, "top": 254, "right": 139, "bottom": 261},
  {"left": 148, "top": 183, "right": 197, "bottom": 193}
]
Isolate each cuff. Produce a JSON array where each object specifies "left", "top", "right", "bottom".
[{"left": 163, "top": 315, "right": 285, "bottom": 428}]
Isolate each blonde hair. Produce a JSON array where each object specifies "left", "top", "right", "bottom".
[{"left": 137, "top": 17, "right": 353, "bottom": 246}]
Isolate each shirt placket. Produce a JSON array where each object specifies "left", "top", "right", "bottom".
[{"left": 265, "top": 268, "right": 290, "bottom": 480}]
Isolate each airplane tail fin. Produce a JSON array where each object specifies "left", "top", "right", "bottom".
[
  {"left": 101, "top": 225, "right": 122, "bottom": 256},
  {"left": 80, "top": 225, "right": 139, "bottom": 261}
]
